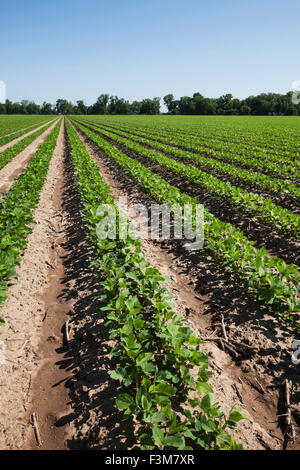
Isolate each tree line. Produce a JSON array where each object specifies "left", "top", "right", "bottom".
[
  {"left": 163, "top": 92, "right": 300, "bottom": 115},
  {"left": 0, "top": 96, "right": 161, "bottom": 115},
  {"left": 0, "top": 91, "right": 299, "bottom": 115}
]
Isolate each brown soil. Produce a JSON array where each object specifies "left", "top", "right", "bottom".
[
  {"left": 0, "top": 123, "right": 41, "bottom": 139},
  {"left": 0, "top": 119, "right": 59, "bottom": 198},
  {"left": 70, "top": 120, "right": 300, "bottom": 451},
  {"left": 0, "top": 118, "right": 56, "bottom": 153},
  {"left": 52, "top": 140, "right": 137, "bottom": 450},
  {"left": 96, "top": 122, "right": 298, "bottom": 183},
  {"left": 94, "top": 122, "right": 300, "bottom": 214},
  {"left": 0, "top": 119, "right": 136, "bottom": 450},
  {"left": 78, "top": 122, "right": 299, "bottom": 266},
  {"left": 0, "top": 116, "right": 299, "bottom": 451},
  {"left": 0, "top": 120, "right": 72, "bottom": 449}
]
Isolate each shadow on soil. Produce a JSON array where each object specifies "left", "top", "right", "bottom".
[
  {"left": 52, "top": 140, "right": 136, "bottom": 450},
  {"left": 58, "top": 122, "right": 300, "bottom": 450}
]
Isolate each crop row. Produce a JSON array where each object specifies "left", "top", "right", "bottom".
[
  {"left": 110, "top": 120, "right": 298, "bottom": 165},
  {"left": 84, "top": 120, "right": 300, "bottom": 205},
  {"left": 73, "top": 120, "right": 300, "bottom": 330},
  {"left": 66, "top": 120, "right": 245, "bottom": 450},
  {"left": 125, "top": 121, "right": 300, "bottom": 162},
  {"left": 86, "top": 119, "right": 299, "bottom": 180},
  {"left": 114, "top": 120, "right": 300, "bottom": 177},
  {"left": 169, "top": 121, "right": 300, "bottom": 156},
  {"left": 91, "top": 115, "right": 299, "bottom": 157},
  {"left": 0, "top": 121, "right": 61, "bottom": 323},
  {"left": 76, "top": 120, "right": 300, "bottom": 239},
  {"left": 0, "top": 115, "right": 52, "bottom": 138},
  {"left": 0, "top": 118, "right": 54, "bottom": 148},
  {"left": 0, "top": 120, "right": 56, "bottom": 172}
]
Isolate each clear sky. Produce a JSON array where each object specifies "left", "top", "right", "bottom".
[{"left": 0, "top": 0, "right": 299, "bottom": 108}]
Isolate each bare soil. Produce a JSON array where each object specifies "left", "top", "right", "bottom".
[
  {"left": 79, "top": 122, "right": 300, "bottom": 267},
  {"left": 0, "top": 124, "right": 40, "bottom": 140},
  {"left": 101, "top": 123, "right": 299, "bottom": 184},
  {"left": 0, "top": 121, "right": 72, "bottom": 449},
  {"left": 0, "top": 120, "right": 135, "bottom": 450},
  {"left": 0, "top": 119, "right": 56, "bottom": 153},
  {"left": 0, "top": 119, "right": 59, "bottom": 198},
  {"left": 71, "top": 121, "right": 300, "bottom": 451},
  {"left": 96, "top": 123, "right": 300, "bottom": 214},
  {"left": 0, "top": 118, "right": 299, "bottom": 451}
]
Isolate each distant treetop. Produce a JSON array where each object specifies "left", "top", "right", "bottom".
[{"left": 0, "top": 91, "right": 299, "bottom": 115}]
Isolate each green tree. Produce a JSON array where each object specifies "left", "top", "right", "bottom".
[
  {"left": 163, "top": 94, "right": 174, "bottom": 113},
  {"left": 41, "top": 102, "right": 54, "bottom": 114},
  {"left": 56, "top": 99, "right": 74, "bottom": 115},
  {"left": 91, "top": 94, "right": 110, "bottom": 114},
  {"left": 140, "top": 97, "right": 160, "bottom": 114},
  {"left": 75, "top": 100, "right": 87, "bottom": 115}
]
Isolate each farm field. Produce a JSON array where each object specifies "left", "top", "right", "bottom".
[
  {"left": 0, "top": 114, "right": 299, "bottom": 451},
  {"left": 0, "top": 115, "right": 55, "bottom": 137}
]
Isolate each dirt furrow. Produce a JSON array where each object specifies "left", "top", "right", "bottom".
[
  {"left": 93, "top": 123, "right": 300, "bottom": 214},
  {"left": 0, "top": 124, "right": 38, "bottom": 140},
  {"left": 51, "top": 134, "right": 136, "bottom": 450},
  {"left": 0, "top": 120, "right": 73, "bottom": 449},
  {"left": 101, "top": 125, "right": 297, "bottom": 183},
  {"left": 0, "top": 116, "right": 298, "bottom": 450},
  {"left": 70, "top": 120, "right": 300, "bottom": 451},
  {"left": 0, "top": 119, "right": 56, "bottom": 153},
  {"left": 0, "top": 118, "right": 132, "bottom": 450},
  {"left": 78, "top": 123, "right": 299, "bottom": 267},
  {"left": 0, "top": 119, "right": 59, "bottom": 198}
]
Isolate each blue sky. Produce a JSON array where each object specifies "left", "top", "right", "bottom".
[{"left": 0, "top": 0, "right": 299, "bottom": 108}]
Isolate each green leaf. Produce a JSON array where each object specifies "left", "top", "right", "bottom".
[
  {"left": 152, "top": 426, "right": 165, "bottom": 446},
  {"left": 116, "top": 393, "right": 134, "bottom": 410},
  {"left": 188, "top": 398, "right": 200, "bottom": 408},
  {"left": 201, "top": 393, "right": 214, "bottom": 412},
  {"left": 216, "top": 431, "right": 232, "bottom": 446},
  {"left": 165, "top": 433, "right": 185, "bottom": 449},
  {"left": 140, "top": 433, "right": 155, "bottom": 450},
  {"left": 184, "top": 429, "right": 197, "bottom": 440},
  {"left": 149, "top": 383, "right": 177, "bottom": 396},
  {"left": 150, "top": 411, "right": 167, "bottom": 424},
  {"left": 110, "top": 368, "right": 127, "bottom": 381},
  {"left": 228, "top": 407, "right": 246, "bottom": 423},
  {"left": 197, "top": 381, "right": 213, "bottom": 395}
]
